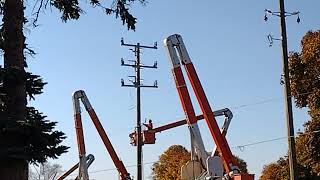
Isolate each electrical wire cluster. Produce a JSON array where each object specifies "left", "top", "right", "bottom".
[{"left": 57, "top": 130, "right": 319, "bottom": 176}]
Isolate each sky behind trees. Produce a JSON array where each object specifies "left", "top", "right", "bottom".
[{"left": 18, "top": 1, "right": 320, "bottom": 179}]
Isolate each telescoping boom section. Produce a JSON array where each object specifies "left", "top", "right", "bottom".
[
  {"left": 73, "top": 90, "right": 131, "bottom": 180},
  {"left": 164, "top": 34, "right": 254, "bottom": 180}
]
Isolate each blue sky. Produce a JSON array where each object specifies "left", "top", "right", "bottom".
[{"left": 19, "top": 0, "right": 320, "bottom": 179}]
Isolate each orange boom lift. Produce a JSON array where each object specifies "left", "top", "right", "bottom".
[
  {"left": 70, "top": 90, "right": 132, "bottom": 180},
  {"left": 163, "top": 34, "right": 254, "bottom": 180}
]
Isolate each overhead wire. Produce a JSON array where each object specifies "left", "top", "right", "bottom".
[
  {"left": 61, "top": 129, "right": 320, "bottom": 176},
  {"left": 62, "top": 161, "right": 157, "bottom": 177},
  {"left": 151, "top": 91, "right": 315, "bottom": 126},
  {"left": 230, "top": 97, "right": 281, "bottom": 110},
  {"left": 231, "top": 91, "right": 314, "bottom": 110},
  {"left": 62, "top": 92, "right": 317, "bottom": 177},
  {"left": 232, "top": 129, "right": 320, "bottom": 151}
]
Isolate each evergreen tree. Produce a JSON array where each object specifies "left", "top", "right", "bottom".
[{"left": 0, "top": 0, "right": 143, "bottom": 179}]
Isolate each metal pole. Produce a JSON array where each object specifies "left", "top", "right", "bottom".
[
  {"left": 136, "top": 43, "right": 142, "bottom": 180},
  {"left": 279, "top": 0, "right": 298, "bottom": 179}
]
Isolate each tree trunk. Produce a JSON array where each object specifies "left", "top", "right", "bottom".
[
  {"left": 3, "top": 0, "right": 26, "bottom": 118},
  {"left": 0, "top": 159, "right": 28, "bottom": 180},
  {"left": 0, "top": 0, "right": 28, "bottom": 179}
]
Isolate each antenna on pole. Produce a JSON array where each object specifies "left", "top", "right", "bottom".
[{"left": 120, "top": 38, "right": 158, "bottom": 180}]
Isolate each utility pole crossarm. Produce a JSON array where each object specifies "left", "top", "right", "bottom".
[
  {"left": 140, "top": 63, "right": 158, "bottom": 69},
  {"left": 140, "top": 84, "right": 158, "bottom": 88},
  {"left": 121, "top": 38, "right": 157, "bottom": 49},
  {"left": 121, "top": 84, "right": 136, "bottom": 87}
]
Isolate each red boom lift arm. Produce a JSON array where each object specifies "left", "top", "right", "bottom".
[
  {"left": 72, "top": 90, "right": 131, "bottom": 180},
  {"left": 164, "top": 34, "right": 254, "bottom": 180},
  {"left": 129, "top": 108, "right": 233, "bottom": 146}
]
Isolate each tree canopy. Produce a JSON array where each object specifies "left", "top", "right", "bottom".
[
  {"left": 33, "top": 0, "right": 142, "bottom": 30},
  {"left": 152, "top": 145, "right": 191, "bottom": 180}
]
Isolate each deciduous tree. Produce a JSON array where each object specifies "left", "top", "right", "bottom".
[
  {"left": 289, "top": 31, "right": 320, "bottom": 175},
  {"left": 152, "top": 145, "right": 191, "bottom": 180},
  {"left": 260, "top": 157, "right": 289, "bottom": 180},
  {"left": 29, "top": 161, "right": 62, "bottom": 180}
]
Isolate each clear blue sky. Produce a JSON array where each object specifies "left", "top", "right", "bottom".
[{"left": 20, "top": 0, "right": 320, "bottom": 179}]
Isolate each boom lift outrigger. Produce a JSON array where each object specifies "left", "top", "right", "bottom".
[
  {"left": 164, "top": 34, "right": 254, "bottom": 180},
  {"left": 71, "top": 90, "right": 132, "bottom": 180}
]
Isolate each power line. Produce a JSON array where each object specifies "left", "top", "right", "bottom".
[
  {"left": 62, "top": 130, "right": 319, "bottom": 176},
  {"left": 232, "top": 137, "right": 287, "bottom": 151},
  {"left": 89, "top": 161, "right": 157, "bottom": 174},
  {"left": 231, "top": 91, "right": 314, "bottom": 110},
  {"left": 152, "top": 91, "right": 315, "bottom": 126},
  {"left": 62, "top": 161, "right": 158, "bottom": 177},
  {"left": 232, "top": 129, "right": 320, "bottom": 151},
  {"left": 230, "top": 97, "right": 281, "bottom": 110}
]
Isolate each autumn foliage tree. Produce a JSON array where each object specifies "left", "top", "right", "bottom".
[
  {"left": 152, "top": 145, "right": 248, "bottom": 180},
  {"left": 152, "top": 145, "right": 191, "bottom": 180},
  {"left": 289, "top": 30, "right": 320, "bottom": 177},
  {"left": 260, "top": 157, "right": 289, "bottom": 180},
  {"left": 260, "top": 30, "right": 320, "bottom": 179},
  {"left": 289, "top": 31, "right": 320, "bottom": 175}
]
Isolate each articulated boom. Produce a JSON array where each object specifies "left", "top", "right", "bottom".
[
  {"left": 129, "top": 108, "right": 235, "bottom": 179},
  {"left": 72, "top": 90, "right": 131, "bottom": 180},
  {"left": 129, "top": 108, "right": 233, "bottom": 147},
  {"left": 164, "top": 34, "right": 249, "bottom": 179}
]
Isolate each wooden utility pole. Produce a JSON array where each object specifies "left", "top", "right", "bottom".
[
  {"left": 279, "top": 0, "right": 298, "bottom": 179},
  {"left": 265, "top": 1, "right": 299, "bottom": 179},
  {"left": 121, "top": 39, "right": 158, "bottom": 180}
]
